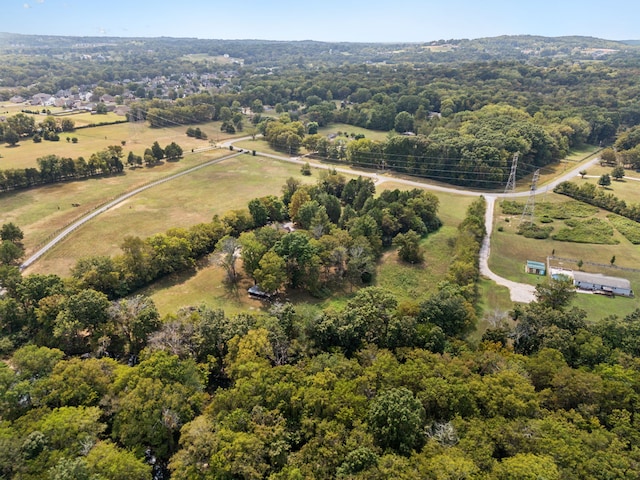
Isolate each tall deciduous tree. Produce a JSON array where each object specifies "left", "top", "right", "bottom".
[{"left": 368, "top": 387, "right": 425, "bottom": 454}]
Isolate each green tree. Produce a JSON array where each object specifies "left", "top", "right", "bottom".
[
  {"left": 254, "top": 251, "right": 287, "bottom": 293},
  {"left": 534, "top": 277, "right": 576, "bottom": 310},
  {"left": 7, "top": 113, "right": 35, "bottom": 136},
  {"left": 494, "top": 453, "right": 560, "bottom": 480},
  {"left": 611, "top": 165, "right": 625, "bottom": 180},
  {"left": 71, "top": 255, "right": 125, "bottom": 299},
  {"left": 393, "top": 230, "right": 424, "bottom": 264},
  {"left": 151, "top": 141, "right": 164, "bottom": 161},
  {"left": 0, "top": 241, "right": 24, "bottom": 266},
  {"left": 85, "top": 441, "right": 152, "bottom": 480},
  {"left": 3, "top": 129, "right": 19, "bottom": 146},
  {"left": 598, "top": 173, "right": 611, "bottom": 187},
  {"left": 164, "top": 141, "right": 183, "bottom": 161},
  {"left": 368, "top": 387, "right": 425, "bottom": 454},
  {"left": 106, "top": 295, "right": 161, "bottom": 357},
  {"left": 60, "top": 118, "right": 75, "bottom": 132},
  {"left": 239, "top": 232, "right": 267, "bottom": 281},
  {"left": 307, "top": 121, "right": 319, "bottom": 135},
  {"left": 1, "top": 223, "right": 24, "bottom": 243},
  {"left": 419, "top": 282, "right": 477, "bottom": 337},
  {"left": 394, "top": 111, "right": 415, "bottom": 133}
]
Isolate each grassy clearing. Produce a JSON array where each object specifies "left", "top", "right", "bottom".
[
  {"left": 317, "top": 124, "right": 390, "bottom": 142},
  {"left": 472, "top": 278, "right": 514, "bottom": 343},
  {"left": 26, "top": 155, "right": 315, "bottom": 276},
  {"left": 0, "top": 120, "right": 243, "bottom": 169},
  {"left": 377, "top": 224, "right": 458, "bottom": 304},
  {"left": 1, "top": 149, "right": 230, "bottom": 252},
  {"left": 552, "top": 218, "right": 618, "bottom": 244},
  {"left": 569, "top": 292, "right": 640, "bottom": 322},
  {"left": 375, "top": 191, "right": 474, "bottom": 304},
  {"left": 143, "top": 260, "right": 269, "bottom": 318},
  {"left": 502, "top": 199, "right": 598, "bottom": 219},
  {"left": 532, "top": 145, "right": 600, "bottom": 190},
  {"left": 608, "top": 214, "right": 640, "bottom": 244}
]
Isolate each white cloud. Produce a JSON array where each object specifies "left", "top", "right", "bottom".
[
  {"left": 36, "top": 0, "right": 45, "bottom": 3},
  {"left": 23, "top": 3, "right": 31, "bottom": 8}
]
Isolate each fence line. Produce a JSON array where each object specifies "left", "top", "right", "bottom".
[{"left": 548, "top": 255, "right": 640, "bottom": 273}]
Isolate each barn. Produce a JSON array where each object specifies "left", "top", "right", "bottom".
[{"left": 572, "top": 272, "right": 633, "bottom": 297}]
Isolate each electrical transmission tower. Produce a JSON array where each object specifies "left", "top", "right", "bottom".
[
  {"left": 520, "top": 169, "right": 540, "bottom": 226},
  {"left": 504, "top": 152, "right": 519, "bottom": 195},
  {"left": 128, "top": 108, "right": 145, "bottom": 144}
]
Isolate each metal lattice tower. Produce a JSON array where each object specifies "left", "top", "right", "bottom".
[
  {"left": 504, "top": 152, "right": 519, "bottom": 195},
  {"left": 520, "top": 169, "right": 540, "bottom": 226},
  {"left": 128, "top": 108, "right": 144, "bottom": 144}
]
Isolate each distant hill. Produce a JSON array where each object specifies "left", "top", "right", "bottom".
[{"left": 0, "top": 32, "right": 638, "bottom": 66}]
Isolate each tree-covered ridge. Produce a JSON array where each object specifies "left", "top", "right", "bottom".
[
  {"left": 4, "top": 277, "right": 640, "bottom": 478},
  {"left": 0, "top": 32, "right": 635, "bottom": 63}
]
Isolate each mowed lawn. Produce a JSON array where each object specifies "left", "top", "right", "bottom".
[
  {"left": 0, "top": 119, "right": 244, "bottom": 170},
  {"left": 142, "top": 260, "right": 271, "bottom": 318},
  {"left": 25, "top": 155, "right": 315, "bottom": 276}
]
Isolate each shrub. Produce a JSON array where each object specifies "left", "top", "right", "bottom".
[
  {"left": 552, "top": 218, "right": 618, "bottom": 244},
  {"left": 517, "top": 223, "right": 553, "bottom": 239}
]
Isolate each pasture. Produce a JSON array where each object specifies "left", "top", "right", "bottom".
[
  {"left": 1, "top": 149, "right": 230, "bottom": 252},
  {"left": 0, "top": 118, "right": 244, "bottom": 169},
  {"left": 24, "top": 154, "right": 315, "bottom": 276}
]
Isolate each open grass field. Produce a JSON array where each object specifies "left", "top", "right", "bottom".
[
  {"left": 489, "top": 192, "right": 640, "bottom": 320},
  {"left": 25, "top": 155, "right": 316, "bottom": 276},
  {"left": 1, "top": 149, "right": 231, "bottom": 252},
  {"left": 571, "top": 172, "right": 640, "bottom": 205},
  {"left": 142, "top": 259, "right": 269, "bottom": 318},
  {"left": 0, "top": 119, "right": 243, "bottom": 169},
  {"left": 317, "top": 124, "right": 390, "bottom": 142}
]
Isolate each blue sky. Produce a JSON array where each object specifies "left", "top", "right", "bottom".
[{"left": 8, "top": 0, "right": 640, "bottom": 42}]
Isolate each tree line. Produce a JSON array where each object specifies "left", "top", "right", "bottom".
[
  {"left": 554, "top": 181, "right": 640, "bottom": 222},
  {"left": 0, "top": 142, "right": 183, "bottom": 192}
]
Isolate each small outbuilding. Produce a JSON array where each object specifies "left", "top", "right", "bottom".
[
  {"left": 525, "top": 260, "right": 546, "bottom": 276},
  {"left": 573, "top": 272, "right": 633, "bottom": 297}
]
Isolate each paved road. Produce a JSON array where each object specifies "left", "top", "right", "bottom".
[{"left": 20, "top": 151, "right": 242, "bottom": 271}]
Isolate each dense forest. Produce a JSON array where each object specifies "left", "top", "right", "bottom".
[{"left": 3, "top": 33, "right": 640, "bottom": 479}]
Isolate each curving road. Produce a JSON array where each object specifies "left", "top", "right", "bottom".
[
  {"left": 19, "top": 133, "right": 600, "bottom": 304},
  {"left": 20, "top": 151, "right": 243, "bottom": 271},
  {"left": 239, "top": 146, "right": 601, "bottom": 303}
]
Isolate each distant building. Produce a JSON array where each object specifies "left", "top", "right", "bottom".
[
  {"left": 525, "top": 260, "right": 546, "bottom": 276},
  {"left": 573, "top": 272, "right": 633, "bottom": 297}
]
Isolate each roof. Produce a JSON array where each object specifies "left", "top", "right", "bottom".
[
  {"left": 526, "top": 260, "right": 546, "bottom": 269},
  {"left": 573, "top": 272, "right": 631, "bottom": 290}
]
